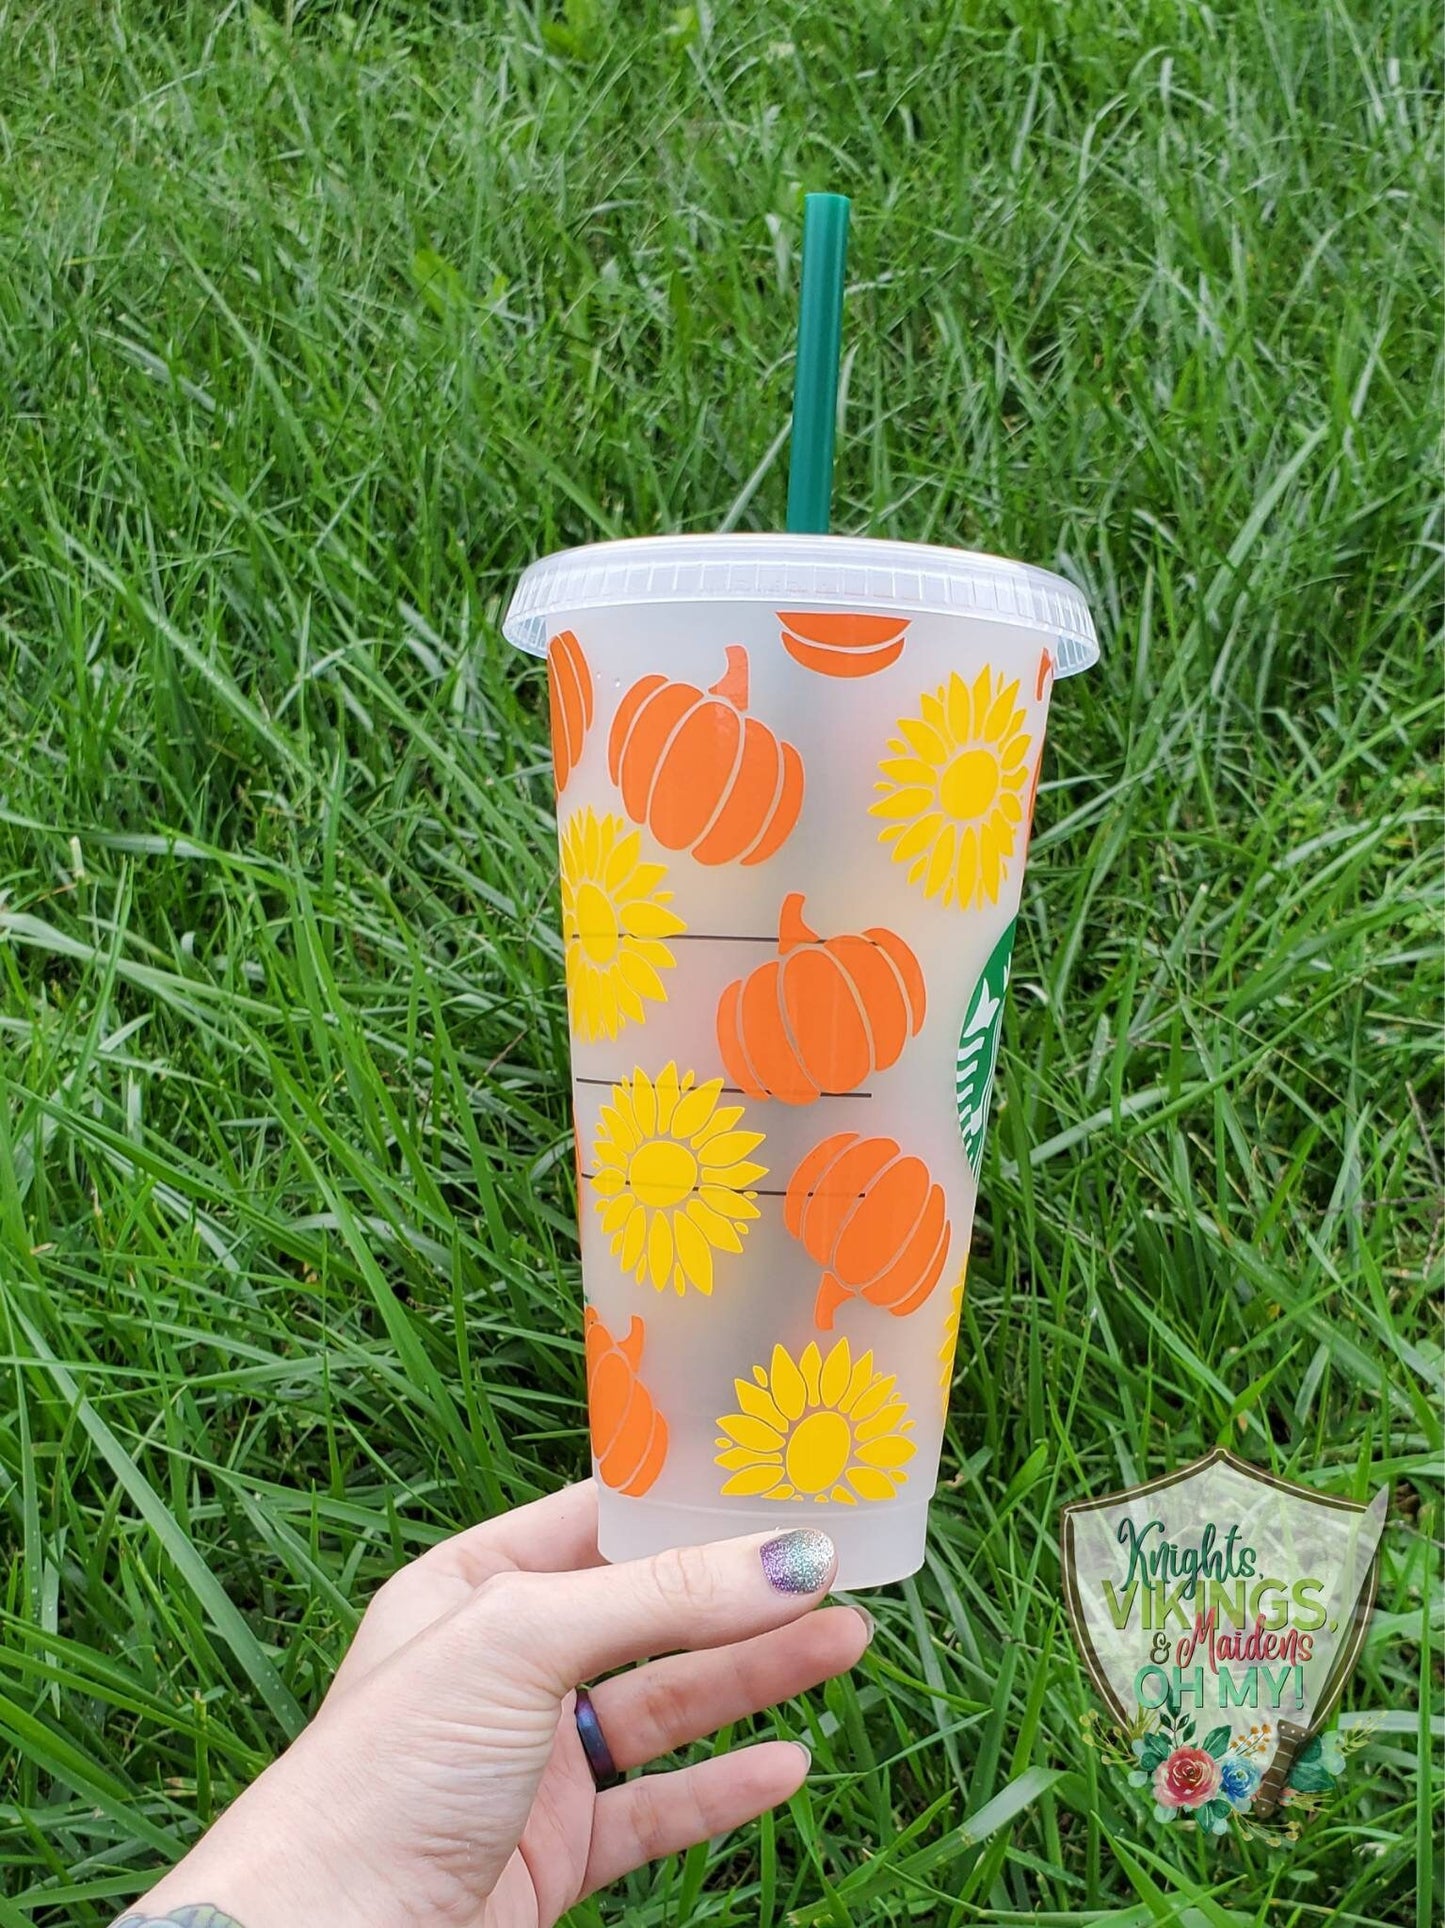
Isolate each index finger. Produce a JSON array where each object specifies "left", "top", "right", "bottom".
[
  {"left": 332, "top": 1480, "right": 605, "bottom": 1695},
  {"left": 415, "top": 1477, "right": 605, "bottom": 1587}
]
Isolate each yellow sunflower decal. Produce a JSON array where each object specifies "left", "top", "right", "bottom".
[
  {"left": 560, "top": 808, "right": 685, "bottom": 1042},
  {"left": 715, "top": 1337, "right": 916, "bottom": 1503},
  {"left": 937, "top": 1262, "right": 967, "bottom": 1419},
  {"left": 593, "top": 1063, "right": 766, "bottom": 1296},
  {"left": 870, "top": 668, "right": 1032, "bottom": 909}
]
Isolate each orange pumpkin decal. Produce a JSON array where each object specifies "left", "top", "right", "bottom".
[
  {"left": 716, "top": 891, "right": 925, "bottom": 1104},
  {"left": 1022, "top": 751, "right": 1042, "bottom": 846},
  {"left": 607, "top": 645, "right": 803, "bottom": 866},
  {"left": 584, "top": 1308, "right": 669, "bottom": 1496},
  {"left": 1021, "top": 648, "right": 1053, "bottom": 848},
  {"left": 786, "top": 1132, "right": 951, "bottom": 1330},
  {"left": 779, "top": 610, "right": 910, "bottom": 679},
  {"left": 547, "top": 629, "right": 593, "bottom": 794}
]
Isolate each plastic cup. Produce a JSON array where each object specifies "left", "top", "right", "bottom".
[{"left": 504, "top": 534, "right": 1097, "bottom": 1588}]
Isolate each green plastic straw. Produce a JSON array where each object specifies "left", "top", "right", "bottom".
[{"left": 786, "top": 193, "right": 850, "bottom": 534}]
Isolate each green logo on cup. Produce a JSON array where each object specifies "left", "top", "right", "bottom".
[{"left": 954, "top": 920, "right": 1015, "bottom": 1176}]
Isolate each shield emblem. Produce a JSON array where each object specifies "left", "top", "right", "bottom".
[{"left": 1061, "top": 1449, "right": 1385, "bottom": 1821}]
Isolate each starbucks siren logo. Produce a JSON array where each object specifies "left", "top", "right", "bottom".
[
  {"left": 955, "top": 920, "right": 1015, "bottom": 1176},
  {"left": 1061, "top": 1450, "right": 1385, "bottom": 1836}
]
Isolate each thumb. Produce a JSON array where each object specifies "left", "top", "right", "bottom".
[{"left": 462, "top": 1526, "right": 838, "bottom": 1691}]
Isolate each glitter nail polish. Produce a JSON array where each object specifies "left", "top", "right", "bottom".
[{"left": 760, "top": 1527, "right": 835, "bottom": 1594}]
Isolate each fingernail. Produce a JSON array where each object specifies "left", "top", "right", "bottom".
[
  {"left": 760, "top": 1528, "right": 835, "bottom": 1595},
  {"left": 791, "top": 1740, "right": 812, "bottom": 1775},
  {"left": 851, "top": 1604, "right": 876, "bottom": 1645}
]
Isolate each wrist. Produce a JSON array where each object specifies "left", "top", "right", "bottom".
[{"left": 130, "top": 1721, "right": 389, "bottom": 1928}]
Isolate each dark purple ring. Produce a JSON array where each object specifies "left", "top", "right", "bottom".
[{"left": 574, "top": 1685, "right": 621, "bottom": 1790}]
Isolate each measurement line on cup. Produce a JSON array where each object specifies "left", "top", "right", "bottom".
[
  {"left": 578, "top": 1173, "right": 796, "bottom": 1197},
  {"left": 570, "top": 1075, "right": 873, "bottom": 1099},
  {"left": 568, "top": 930, "right": 778, "bottom": 944}
]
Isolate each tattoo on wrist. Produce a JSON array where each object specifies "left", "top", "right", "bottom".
[{"left": 112, "top": 1909, "right": 247, "bottom": 1928}]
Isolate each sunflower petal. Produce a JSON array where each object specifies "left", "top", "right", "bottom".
[
  {"left": 847, "top": 1465, "right": 904, "bottom": 1501},
  {"left": 684, "top": 1197, "right": 744, "bottom": 1253},
  {"left": 919, "top": 691, "right": 948, "bottom": 736},
  {"left": 646, "top": 1210, "right": 673, "bottom": 1290},
  {"left": 673, "top": 1211, "right": 715, "bottom": 1296},
  {"left": 923, "top": 822, "right": 957, "bottom": 901},
  {"left": 722, "top": 1465, "right": 788, "bottom": 1497},
  {"left": 819, "top": 1337, "right": 852, "bottom": 1408},
  {"left": 626, "top": 861, "right": 670, "bottom": 897},
  {"left": 733, "top": 1382, "right": 788, "bottom": 1431},
  {"left": 614, "top": 979, "right": 647, "bottom": 1024},
  {"left": 631, "top": 1070, "right": 658, "bottom": 1138},
  {"left": 621, "top": 900, "right": 686, "bottom": 938},
  {"left": 956, "top": 825, "right": 980, "bottom": 909},
  {"left": 691, "top": 1102, "right": 744, "bottom": 1141},
  {"left": 653, "top": 1061, "right": 681, "bottom": 1132},
  {"left": 984, "top": 678, "right": 1021, "bottom": 739},
  {"left": 769, "top": 1345, "right": 807, "bottom": 1421},
  {"left": 701, "top": 1185, "right": 759, "bottom": 1221},
  {"left": 877, "top": 754, "right": 938, "bottom": 786},
  {"left": 719, "top": 1413, "right": 788, "bottom": 1452},
  {"left": 849, "top": 1375, "right": 899, "bottom": 1423},
  {"left": 598, "top": 1100, "right": 640, "bottom": 1154},
  {"left": 699, "top": 1159, "right": 768, "bottom": 1191},
  {"left": 870, "top": 784, "right": 936, "bottom": 821},
  {"left": 716, "top": 1444, "right": 780, "bottom": 1470},
  {"left": 603, "top": 824, "right": 642, "bottom": 889},
  {"left": 971, "top": 665, "right": 993, "bottom": 728},
  {"left": 891, "top": 811, "right": 945, "bottom": 865},
  {"left": 583, "top": 809, "right": 602, "bottom": 873},
  {"left": 981, "top": 832, "right": 1002, "bottom": 904},
  {"left": 856, "top": 1435, "right": 917, "bottom": 1469},
  {"left": 899, "top": 715, "right": 948, "bottom": 762},
  {"left": 839, "top": 1351, "right": 876, "bottom": 1414},
  {"left": 695, "top": 1130, "right": 765, "bottom": 1169},
  {"left": 597, "top": 1193, "right": 633, "bottom": 1235},
  {"left": 945, "top": 670, "right": 972, "bottom": 743},
  {"left": 854, "top": 1402, "right": 910, "bottom": 1442},
  {"left": 799, "top": 1342, "right": 823, "bottom": 1406},
  {"left": 665, "top": 1081, "right": 718, "bottom": 1142},
  {"left": 618, "top": 951, "right": 668, "bottom": 1003},
  {"left": 617, "top": 1204, "right": 646, "bottom": 1275}
]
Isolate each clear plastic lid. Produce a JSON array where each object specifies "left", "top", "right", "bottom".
[{"left": 502, "top": 532, "right": 1099, "bottom": 676}]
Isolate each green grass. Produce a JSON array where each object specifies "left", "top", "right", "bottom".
[{"left": 0, "top": 0, "right": 1440, "bottom": 1921}]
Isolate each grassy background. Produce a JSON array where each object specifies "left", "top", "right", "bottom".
[{"left": 0, "top": 0, "right": 1440, "bottom": 1921}]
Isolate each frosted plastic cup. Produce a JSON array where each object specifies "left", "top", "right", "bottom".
[{"left": 504, "top": 535, "right": 1097, "bottom": 1587}]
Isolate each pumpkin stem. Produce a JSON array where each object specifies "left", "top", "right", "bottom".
[
  {"left": 813, "top": 1272, "right": 848, "bottom": 1330},
  {"left": 619, "top": 1315, "right": 645, "bottom": 1366},
  {"left": 777, "top": 890, "right": 819, "bottom": 953},
  {"left": 708, "top": 644, "right": 750, "bottom": 710}
]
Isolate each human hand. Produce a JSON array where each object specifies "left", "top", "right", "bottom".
[{"left": 126, "top": 1480, "right": 869, "bottom": 1928}]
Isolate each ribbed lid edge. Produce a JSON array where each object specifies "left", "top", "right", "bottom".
[{"left": 502, "top": 534, "right": 1098, "bottom": 676}]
